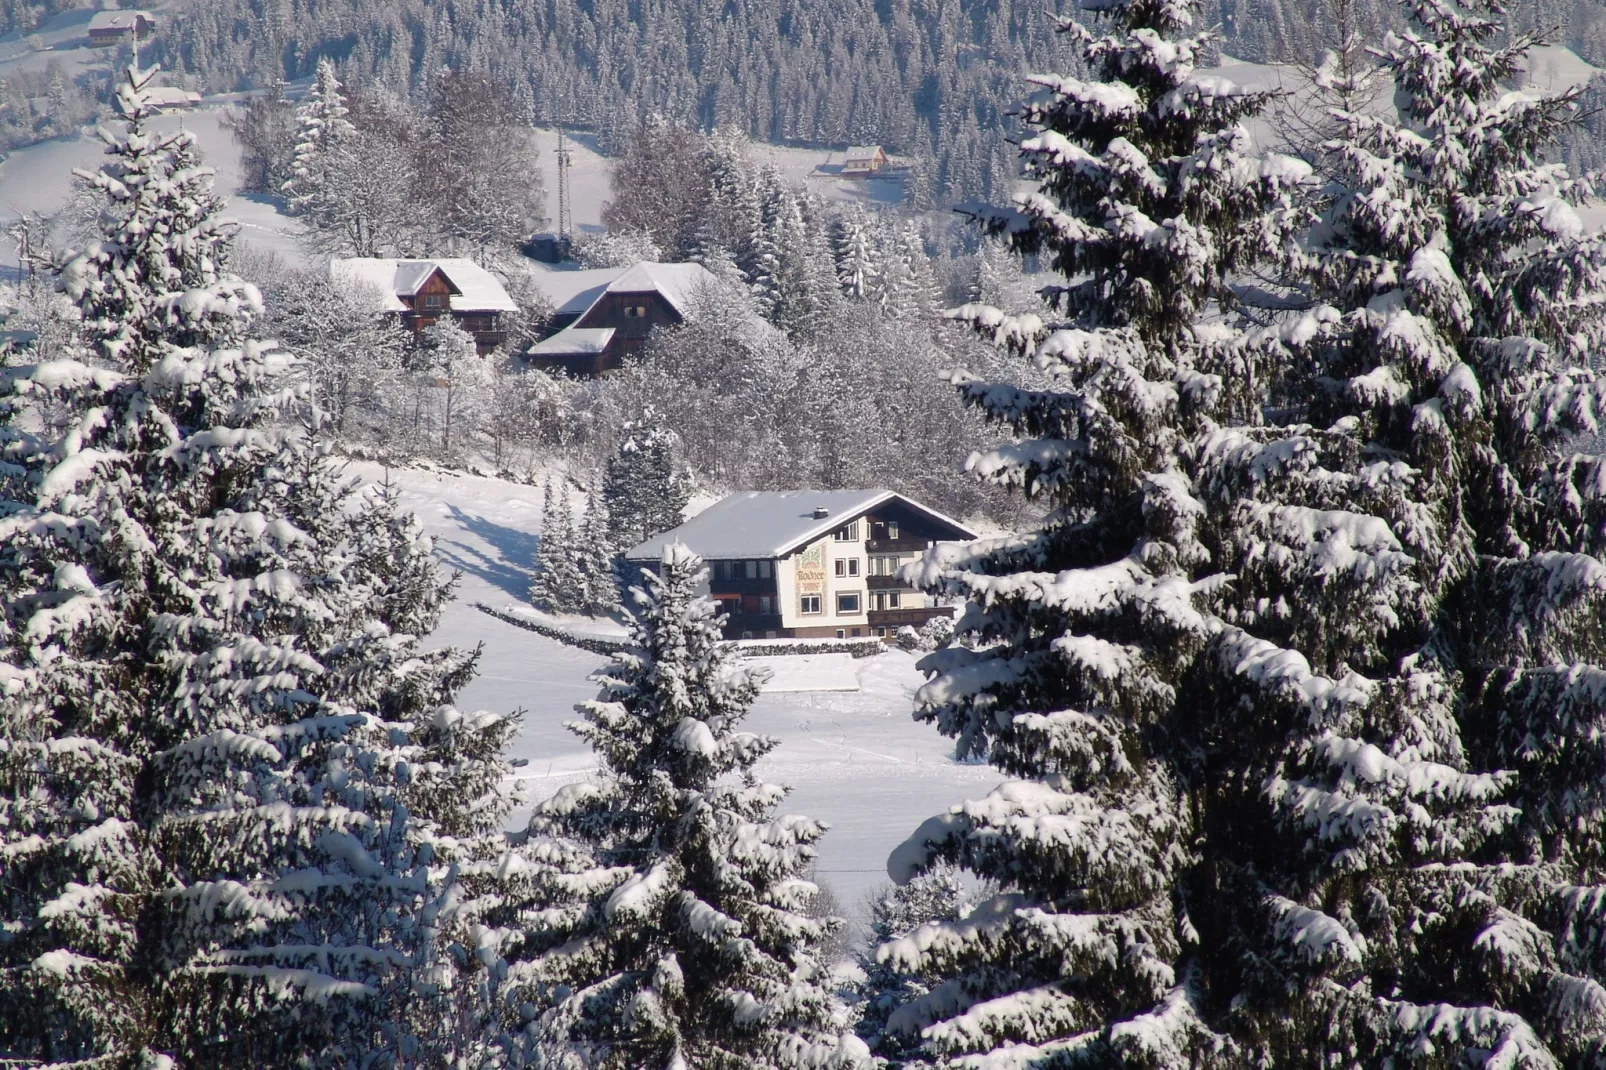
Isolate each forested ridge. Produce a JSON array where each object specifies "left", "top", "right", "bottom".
[{"left": 136, "top": 0, "right": 1606, "bottom": 206}]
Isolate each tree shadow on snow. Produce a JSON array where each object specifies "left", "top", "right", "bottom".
[{"left": 432, "top": 505, "right": 541, "bottom": 602}]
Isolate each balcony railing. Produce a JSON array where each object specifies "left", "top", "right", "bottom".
[{"left": 868, "top": 606, "right": 954, "bottom": 629}]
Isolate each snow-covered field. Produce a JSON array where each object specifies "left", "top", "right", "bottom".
[{"left": 351, "top": 461, "right": 999, "bottom": 915}]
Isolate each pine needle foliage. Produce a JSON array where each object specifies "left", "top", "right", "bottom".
[
  {"left": 500, "top": 544, "right": 870, "bottom": 1070},
  {"left": 0, "top": 65, "right": 517, "bottom": 1068},
  {"left": 886, "top": 0, "right": 1606, "bottom": 1064}
]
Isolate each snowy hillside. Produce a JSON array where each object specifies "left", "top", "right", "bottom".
[{"left": 354, "top": 461, "right": 998, "bottom": 913}]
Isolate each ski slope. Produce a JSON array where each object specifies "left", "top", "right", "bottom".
[{"left": 350, "top": 461, "right": 999, "bottom": 917}]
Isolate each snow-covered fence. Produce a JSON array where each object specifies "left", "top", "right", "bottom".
[
  {"left": 729, "top": 637, "right": 885, "bottom": 660},
  {"left": 472, "top": 603, "right": 632, "bottom": 655},
  {"left": 474, "top": 603, "right": 886, "bottom": 659}
]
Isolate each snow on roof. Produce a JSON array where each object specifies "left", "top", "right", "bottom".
[
  {"left": 328, "top": 258, "right": 519, "bottom": 313},
  {"left": 845, "top": 145, "right": 884, "bottom": 159},
  {"left": 392, "top": 261, "right": 441, "bottom": 296},
  {"left": 520, "top": 261, "right": 718, "bottom": 319},
  {"left": 430, "top": 259, "right": 519, "bottom": 311},
  {"left": 331, "top": 259, "right": 406, "bottom": 310},
  {"left": 144, "top": 86, "right": 200, "bottom": 109},
  {"left": 521, "top": 265, "right": 627, "bottom": 316},
  {"left": 623, "top": 489, "right": 977, "bottom": 562},
  {"left": 605, "top": 261, "right": 717, "bottom": 317},
  {"left": 529, "top": 327, "right": 615, "bottom": 356},
  {"left": 88, "top": 10, "right": 154, "bottom": 31}
]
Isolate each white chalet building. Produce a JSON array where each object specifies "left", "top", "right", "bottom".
[{"left": 624, "top": 490, "right": 976, "bottom": 639}]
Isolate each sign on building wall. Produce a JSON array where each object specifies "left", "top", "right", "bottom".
[{"left": 795, "top": 542, "right": 826, "bottom": 595}]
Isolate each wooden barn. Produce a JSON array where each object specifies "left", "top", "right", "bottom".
[{"left": 523, "top": 261, "right": 717, "bottom": 376}]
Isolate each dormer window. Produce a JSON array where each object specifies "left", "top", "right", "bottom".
[
  {"left": 421, "top": 294, "right": 444, "bottom": 310},
  {"left": 624, "top": 304, "right": 648, "bottom": 318}
]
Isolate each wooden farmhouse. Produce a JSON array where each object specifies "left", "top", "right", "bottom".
[
  {"left": 87, "top": 10, "right": 156, "bottom": 46},
  {"left": 522, "top": 261, "right": 717, "bottom": 376},
  {"left": 841, "top": 145, "right": 890, "bottom": 177},
  {"left": 624, "top": 490, "right": 976, "bottom": 640},
  {"left": 331, "top": 258, "right": 519, "bottom": 354}
]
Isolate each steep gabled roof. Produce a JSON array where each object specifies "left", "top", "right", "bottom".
[
  {"left": 328, "top": 258, "right": 519, "bottom": 313},
  {"left": 623, "top": 490, "right": 977, "bottom": 562},
  {"left": 605, "top": 261, "right": 717, "bottom": 317},
  {"left": 521, "top": 265, "right": 628, "bottom": 316},
  {"left": 431, "top": 258, "right": 520, "bottom": 311},
  {"left": 845, "top": 145, "right": 885, "bottom": 159}
]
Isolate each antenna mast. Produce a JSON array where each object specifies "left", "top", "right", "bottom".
[{"left": 556, "top": 127, "right": 572, "bottom": 246}]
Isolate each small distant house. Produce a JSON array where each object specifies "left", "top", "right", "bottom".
[
  {"left": 330, "top": 257, "right": 520, "bottom": 354},
  {"left": 87, "top": 10, "right": 156, "bottom": 46},
  {"left": 521, "top": 260, "right": 717, "bottom": 376},
  {"left": 841, "top": 145, "right": 889, "bottom": 177},
  {"left": 623, "top": 490, "right": 977, "bottom": 640},
  {"left": 144, "top": 86, "right": 201, "bottom": 111}
]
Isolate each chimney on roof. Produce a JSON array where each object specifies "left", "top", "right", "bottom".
[{"left": 812, "top": 506, "right": 830, "bottom": 519}]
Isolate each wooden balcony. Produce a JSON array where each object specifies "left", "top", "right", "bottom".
[
  {"left": 868, "top": 606, "right": 954, "bottom": 629},
  {"left": 866, "top": 536, "right": 932, "bottom": 554},
  {"left": 866, "top": 574, "right": 912, "bottom": 590}
]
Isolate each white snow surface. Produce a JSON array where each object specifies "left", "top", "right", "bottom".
[
  {"left": 352, "top": 462, "right": 1000, "bottom": 912},
  {"left": 746, "top": 653, "right": 861, "bottom": 693}
]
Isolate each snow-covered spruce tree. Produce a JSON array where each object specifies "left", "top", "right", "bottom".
[
  {"left": 854, "top": 865, "right": 971, "bottom": 1057},
  {"left": 282, "top": 57, "right": 355, "bottom": 219},
  {"left": 877, "top": 0, "right": 1312, "bottom": 1062},
  {"left": 0, "top": 65, "right": 517, "bottom": 1067},
  {"left": 498, "top": 545, "right": 870, "bottom": 1070},
  {"left": 832, "top": 206, "right": 883, "bottom": 302},
  {"left": 1185, "top": 1, "right": 1606, "bottom": 1063},
  {"left": 603, "top": 407, "right": 690, "bottom": 549},
  {"left": 532, "top": 478, "right": 587, "bottom": 614},
  {"left": 529, "top": 478, "right": 559, "bottom": 610},
  {"left": 576, "top": 489, "right": 621, "bottom": 617}
]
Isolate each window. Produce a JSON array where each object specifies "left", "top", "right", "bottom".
[
  {"left": 851, "top": 627, "right": 861, "bottom": 637},
  {"left": 836, "top": 629, "right": 845, "bottom": 639},
  {"left": 745, "top": 560, "right": 758, "bottom": 579},
  {"left": 834, "top": 558, "right": 860, "bottom": 578},
  {"left": 758, "top": 560, "right": 772, "bottom": 579},
  {"left": 875, "top": 592, "right": 900, "bottom": 611},
  {"left": 887, "top": 521, "right": 900, "bottom": 540},
  {"left": 421, "top": 294, "right": 444, "bottom": 310},
  {"left": 800, "top": 595, "right": 822, "bottom": 615},
  {"left": 759, "top": 595, "right": 773, "bottom": 614},
  {"left": 876, "top": 626, "right": 886, "bottom": 637},
  {"left": 836, "top": 592, "right": 861, "bottom": 615},
  {"left": 624, "top": 303, "right": 648, "bottom": 318},
  {"left": 833, "top": 522, "right": 859, "bottom": 542},
  {"left": 711, "top": 560, "right": 729, "bottom": 581},
  {"left": 871, "top": 555, "right": 900, "bottom": 576},
  {"left": 888, "top": 591, "right": 900, "bottom": 609}
]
